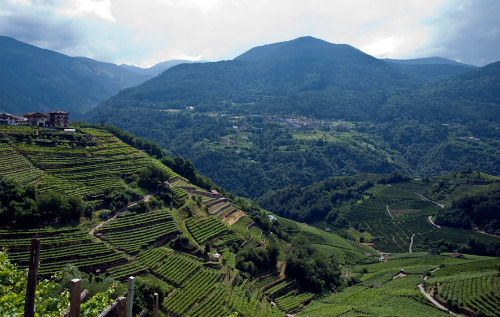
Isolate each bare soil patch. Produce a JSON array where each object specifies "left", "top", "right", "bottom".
[{"left": 223, "top": 210, "right": 246, "bottom": 226}]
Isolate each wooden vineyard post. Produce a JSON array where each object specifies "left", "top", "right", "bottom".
[
  {"left": 24, "top": 238, "right": 40, "bottom": 317},
  {"left": 70, "top": 279, "right": 82, "bottom": 317},
  {"left": 126, "top": 277, "right": 135, "bottom": 317},
  {"left": 117, "top": 297, "right": 127, "bottom": 317},
  {"left": 153, "top": 293, "right": 159, "bottom": 317}
]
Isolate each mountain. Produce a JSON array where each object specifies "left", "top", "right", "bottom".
[
  {"left": 86, "top": 36, "right": 422, "bottom": 120},
  {"left": 384, "top": 57, "right": 472, "bottom": 66},
  {"left": 379, "top": 61, "right": 500, "bottom": 125},
  {"left": 0, "top": 36, "right": 153, "bottom": 118},
  {"left": 120, "top": 59, "right": 196, "bottom": 77},
  {"left": 81, "top": 37, "right": 500, "bottom": 199},
  {"left": 383, "top": 57, "right": 477, "bottom": 82}
]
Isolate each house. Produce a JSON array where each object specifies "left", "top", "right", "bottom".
[
  {"left": 449, "top": 252, "right": 463, "bottom": 259},
  {"left": 0, "top": 113, "right": 17, "bottom": 125},
  {"left": 48, "top": 110, "right": 69, "bottom": 128},
  {"left": 25, "top": 112, "right": 49, "bottom": 127}
]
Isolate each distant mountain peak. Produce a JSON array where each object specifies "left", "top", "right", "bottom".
[{"left": 234, "top": 36, "right": 369, "bottom": 64}]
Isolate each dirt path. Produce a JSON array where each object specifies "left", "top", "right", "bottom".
[
  {"left": 223, "top": 210, "right": 246, "bottom": 226},
  {"left": 89, "top": 189, "right": 159, "bottom": 236},
  {"left": 409, "top": 234, "right": 415, "bottom": 253},
  {"left": 427, "top": 216, "right": 442, "bottom": 229},
  {"left": 418, "top": 284, "right": 458, "bottom": 316},
  {"left": 386, "top": 205, "right": 393, "bottom": 219},
  {"left": 388, "top": 184, "right": 444, "bottom": 208}
]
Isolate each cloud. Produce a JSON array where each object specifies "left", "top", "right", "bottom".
[
  {"left": 0, "top": 2, "right": 81, "bottom": 52},
  {"left": 56, "top": 0, "right": 116, "bottom": 23},
  {"left": 410, "top": 0, "right": 500, "bottom": 65},
  {"left": 0, "top": 0, "right": 498, "bottom": 67}
]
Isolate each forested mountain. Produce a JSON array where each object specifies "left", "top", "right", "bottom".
[
  {"left": 81, "top": 37, "right": 499, "bottom": 199},
  {"left": 119, "top": 59, "right": 196, "bottom": 77},
  {"left": 0, "top": 36, "right": 153, "bottom": 117},
  {"left": 86, "top": 36, "right": 423, "bottom": 120},
  {"left": 383, "top": 57, "right": 476, "bottom": 82}
]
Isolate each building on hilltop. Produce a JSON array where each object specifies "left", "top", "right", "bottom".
[
  {"left": 48, "top": 110, "right": 69, "bottom": 128},
  {"left": 0, "top": 113, "right": 18, "bottom": 125},
  {"left": 25, "top": 112, "right": 49, "bottom": 127}
]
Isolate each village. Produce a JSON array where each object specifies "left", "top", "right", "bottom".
[{"left": 0, "top": 110, "right": 70, "bottom": 128}]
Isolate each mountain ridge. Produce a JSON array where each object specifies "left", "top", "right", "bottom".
[{"left": 0, "top": 36, "right": 152, "bottom": 117}]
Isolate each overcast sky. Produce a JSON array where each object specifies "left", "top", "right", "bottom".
[{"left": 1, "top": 0, "right": 499, "bottom": 67}]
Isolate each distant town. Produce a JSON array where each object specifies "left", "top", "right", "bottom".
[{"left": 0, "top": 110, "right": 69, "bottom": 128}]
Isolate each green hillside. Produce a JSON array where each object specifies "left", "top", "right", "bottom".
[
  {"left": 81, "top": 38, "right": 500, "bottom": 199},
  {"left": 260, "top": 172, "right": 500, "bottom": 256},
  {"left": 0, "top": 125, "right": 344, "bottom": 316},
  {"left": 1, "top": 125, "right": 499, "bottom": 316},
  {"left": 383, "top": 57, "right": 476, "bottom": 82}
]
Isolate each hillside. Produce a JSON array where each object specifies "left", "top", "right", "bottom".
[
  {"left": 0, "top": 36, "right": 152, "bottom": 118},
  {"left": 259, "top": 172, "right": 500, "bottom": 256},
  {"left": 1, "top": 125, "right": 499, "bottom": 316},
  {"left": 85, "top": 36, "right": 423, "bottom": 120},
  {"left": 81, "top": 37, "right": 500, "bottom": 199},
  {"left": 383, "top": 57, "right": 476, "bottom": 82},
  {"left": 120, "top": 59, "right": 196, "bottom": 77}
]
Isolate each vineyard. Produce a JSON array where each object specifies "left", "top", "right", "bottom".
[
  {"left": 425, "top": 257, "right": 500, "bottom": 317},
  {"left": 97, "top": 210, "right": 179, "bottom": 254},
  {"left": 1, "top": 125, "right": 498, "bottom": 317},
  {"left": 301, "top": 253, "right": 500, "bottom": 317},
  {"left": 0, "top": 125, "right": 177, "bottom": 198},
  {"left": 185, "top": 217, "right": 229, "bottom": 243},
  {"left": 346, "top": 184, "right": 441, "bottom": 252},
  {"left": 0, "top": 226, "right": 127, "bottom": 276}
]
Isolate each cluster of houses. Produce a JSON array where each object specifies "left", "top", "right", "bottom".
[{"left": 0, "top": 110, "right": 70, "bottom": 128}]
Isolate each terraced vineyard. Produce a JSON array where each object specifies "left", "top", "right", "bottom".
[
  {"left": 346, "top": 184, "right": 439, "bottom": 252},
  {"left": 153, "top": 252, "right": 202, "bottom": 286},
  {"left": 97, "top": 210, "right": 179, "bottom": 254},
  {"left": 162, "top": 267, "right": 222, "bottom": 315},
  {"left": 0, "top": 143, "right": 45, "bottom": 183},
  {"left": 227, "top": 280, "right": 284, "bottom": 317},
  {"left": 301, "top": 253, "right": 500, "bottom": 316},
  {"left": 185, "top": 217, "right": 229, "bottom": 243},
  {"left": 275, "top": 291, "right": 315, "bottom": 312},
  {"left": 0, "top": 227, "right": 126, "bottom": 276},
  {"left": 0, "top": 125, "right": 178, "bottom": 198},
  {"left": 425, "top": 257, "right": 500, "bottom": 317}
]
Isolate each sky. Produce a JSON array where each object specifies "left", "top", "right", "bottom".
[{"left": 1, "top": 0, "right": 499, "bottom": 68}]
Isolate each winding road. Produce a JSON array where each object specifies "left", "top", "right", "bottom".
[
  {"left": 427, "top": 215, "right": 442, "bottom": 229},
  {"left": 418, "top": 284, "right": 458, "bottom": 316}
]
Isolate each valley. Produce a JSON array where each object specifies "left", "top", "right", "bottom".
[
  {"left": 1, "top": 124, "right": 498, "bottom": 316},
  {"left": 1, "top": 36, "right": 499, "bottom": 316}
]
